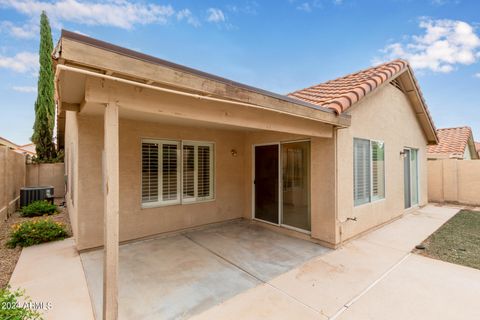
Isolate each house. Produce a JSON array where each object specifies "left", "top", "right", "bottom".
[
  {"left": 427, "top": 126, "right": 479, "bottom": 160},
  {"left": 0, "top": 136, "right": 36, "bottom": 157},
  {"left": 53, "top": 30, "right": 437, "bottom": 317}
]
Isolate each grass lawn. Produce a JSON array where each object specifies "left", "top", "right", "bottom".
[{"left": 417, "top": 209, "right": 480, "bottom": 270}]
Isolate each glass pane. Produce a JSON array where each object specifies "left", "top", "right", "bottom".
[
  {"left": 410, "top": 149, "right": 419, "bottom": 205},
  {"left": 404, "top": 149, "right": 411, "bottom": 208},
  {"left": 371, "top": 141, "right": 385, "bottom": 200},
  {"left": 141, "top": 142, "right": 158, "bottom": 203},
  {"left": 162, "top": 143, "right": 178, "bottom": 201},
  {"left": 254, "top": 145, "right": 279, "bottom": 224},
  {"left": 281, "top": 141, "right": 310, "bottom": 231},
  {"left": 354, "top": 139, "right": 371, "bottom": 206},
  {"left": 182, "top": 145, "right": 195, "bottom": 199},
  {"left": 198, "top": 145, "right": 212, "bottom": 198}
]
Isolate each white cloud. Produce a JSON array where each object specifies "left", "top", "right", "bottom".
[
  {"left": 0, "top": 51, "right": 38, "bottom": 73},
  {"left": 0, "top": 0, "right": 175, "bottom": 29},
  {"left": 296, "top": 2, "right": 312, "bottom": 12},
  {"left": 374, "top": 18, "right": 480, "bottom": 73},
  {"left": 12, "top": 85, "right": 37, "bottom": 93},
  {"left": 0, "top": 20, "right": 38, "bottom": 39},
  {"left": 475, "top": 73, "right": 480, "bottom": 78},
  {"left": 206, "top": 8, "right": 225, "bottom": 23},
  {"left": 177, "top": 9, "right": 200, "bottom": 27}
]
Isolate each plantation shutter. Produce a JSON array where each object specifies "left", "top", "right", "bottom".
[
  {"left": 354, "top": 138, "right": 371, "bottom": 206},
  {"left": 141, "top": 142, "right": 159, "bottom": 203},
  {"left": 182, "top": 145, "right": 195, "bottom": 200},
  {"left": 371, "top": 141, "right": 385, "bottom": 200},
  {"left": 161, "top": 143, "right": 179, "bottom": 202},
  {"left": 197, "top": 145, "right": 213, "bottom": 199}
]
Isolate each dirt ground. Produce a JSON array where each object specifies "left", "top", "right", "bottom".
[{"left": 0, "top": 199, "right": 71, "bottom": 288}]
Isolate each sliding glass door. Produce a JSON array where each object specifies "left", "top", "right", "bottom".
[
  {"left": 254, "top": 141, "right": 311, "bottom": 232},
  {"left": 404, "top": 148, "right": 419, "bottom": 208},
  {"left": 281, "top": 141, "right": 310, "bottom": 231}
]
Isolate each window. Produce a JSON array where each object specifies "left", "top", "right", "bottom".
[
  {"left": 354, "top": 138, "right": 385, "bottom": 206},
  {"left": 142, "top": 139, "right": 214, "bottom": 207}
]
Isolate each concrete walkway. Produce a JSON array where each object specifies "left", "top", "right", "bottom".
[
  {"left": 9, "top": 238, "right": 95, "bottom": 320},
  {"left": 8, "top": 204, "right": 480, "bottom": 319},
  {"left": 191, "top": 205, "right": 480, "bottom": 320}
]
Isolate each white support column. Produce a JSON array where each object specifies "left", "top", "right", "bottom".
[{"left": 103, "top": 102, "right": 119, "bottom": 320}]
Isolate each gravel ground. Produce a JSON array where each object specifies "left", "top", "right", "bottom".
[{"left": 0, "top": 200, "right": 71, "bottom": 289}]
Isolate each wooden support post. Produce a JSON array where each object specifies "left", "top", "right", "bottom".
[{"left": 103, "top": 102, "right": 119, "bottom": 320}]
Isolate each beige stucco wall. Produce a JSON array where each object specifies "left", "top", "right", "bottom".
[
  {"left": 26, "top": 163, "right": 65, "bottom": 197},
  {"left": 64, "top": 111, "right": 79, "bottom": 243},
  {"left": 0, "top": 145, "right": 26, "bottom": 223},
  {"left": 72, "top": 114, "right": 247, "bottom": 250},
  {"left": 336, "top": 84, "right": 429, "bottom": 242},
  {"left": 428, "top": 159, "right": 480, "bottom": 205}
]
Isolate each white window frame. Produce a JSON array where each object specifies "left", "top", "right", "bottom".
[
  {"left": 354, "top": 138, "right": 385, "bottom": 207},
  {"left": 141, "top": 139, "right": 215, "bottom": 208}
]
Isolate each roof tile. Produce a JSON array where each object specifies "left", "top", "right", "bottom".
[{"left": 427, "top": 127, "right": 472, "bottom": 156}]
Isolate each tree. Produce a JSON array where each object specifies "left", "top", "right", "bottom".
[{"left": 32, "top": 11, "right": 56, "bottom": 161}]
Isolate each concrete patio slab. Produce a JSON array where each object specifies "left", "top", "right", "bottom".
[
  {"left": 81, "top": 221, "right": 327, "bottom": 320},
  {"left": 360, "top": 206, "right": 458, "bottom": 252},
  {"left": 189, "top": 283, "right": 327, "bottom": 320},
  {"left": 336, "top": 254, "right": 480, "bottom": 320},
  {"left": 9, "top": 238, "right": 94, "bottom": 320},
  {"left": 269, "top": 238, "right": 407, "bottom": 317},
  {"left": 186, "top": 221, "right": 330, "bottom": 281}
]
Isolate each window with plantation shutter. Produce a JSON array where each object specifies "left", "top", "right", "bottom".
[
  {"left": 354, "top": 138, "right": 371, "bottom": 206},
  {"left": 161, "top": 143, "right": 180, "bottom": 203},
  {"left": 197, "top": 145, "right": 213, "bottom": 199},
  {"left": 354, "top": 138, "right": 385, "bottom": 206},
  {"left": 142, "top": 142, "right": 159, "bottom": 203},
  {"left": 142, "top": 139, "right": 214, "bottom": 207},
  {"left": 371, "top": 141, "right": 385, "bottom": 201}
]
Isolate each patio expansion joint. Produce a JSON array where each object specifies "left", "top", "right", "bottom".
[
  {"left": 328, "top": 252, "right": 412, "bottom": 320},
  {"left": 182, "top": 233, "right": 325, "bottom": 317}
]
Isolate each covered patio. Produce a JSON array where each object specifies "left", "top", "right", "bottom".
[
  {"left": 54, "top": 30, "right": 350, "bottom": 318},
  {"left": 81, "top": 221, "right": 329, "bottom": 319}
]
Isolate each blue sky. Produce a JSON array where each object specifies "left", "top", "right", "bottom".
[{"left": 1, "top": 0, "right": 480, "bottom": 145}]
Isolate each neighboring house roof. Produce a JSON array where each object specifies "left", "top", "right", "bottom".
[
  {"left": 0, "top": 136, "right": 20, "bottom": 149},
  {"left": 0, "top": 136, "right": 36, "bottom": 156},
  {"left": 288, "top": 59, "right": 438, "bottom": 144},
  {"left": 427, "top": 126, "right": 478, "bottom": 159}
]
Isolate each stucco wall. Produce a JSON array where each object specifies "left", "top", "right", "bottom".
[
  {"left": 26, "top": 163, "right": 65, "bottom": 197},
  {"left": 74, "top": 114, "right": 247, "bottom": 250},
  {"left": 336, "top": 84, "right": 429, "bottom": 242},
  {"left": 0, "top": 146, "right": 26, "bottom": 223},
  {"left": 243, "top": 131, "right": 336, "bottom": 245},
  {"left": 65, "top": 111, "right": 79, "bottom": 243},
  {"left": 428, "top": 159, "right": 480, "bottom": 205}
]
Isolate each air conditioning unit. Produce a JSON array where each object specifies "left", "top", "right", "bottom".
[{"left": 20, "top": 186, "right": 54, "bottom": 207}]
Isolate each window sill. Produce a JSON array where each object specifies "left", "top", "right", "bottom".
[
  {"left": 141, "top": 197, "right": 216, "bottom": 209},
  {"left": 354, "top": 197, "right": 386, "bottom": 208}
]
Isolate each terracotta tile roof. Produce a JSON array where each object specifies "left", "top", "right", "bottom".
[
  {"left": 427, "top": 126, "right": 472, "bottom": 157},
  {"left": 288, "top": 59, "right": 409, "bottom": 114}
]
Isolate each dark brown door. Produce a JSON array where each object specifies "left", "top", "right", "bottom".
[{"left": 254, "top": 145, "right": 279, "bottom": 224}]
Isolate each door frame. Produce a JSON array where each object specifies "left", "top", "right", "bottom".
[
  {"left": 403, "top": 147, "right": 419, "bottom": 209},
  {"left": 252, "top": 139, "right": 311, "bottom": 234}
]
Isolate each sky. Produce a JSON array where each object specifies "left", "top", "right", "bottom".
[{"left": 0, "top": 0, "right": 480, "bottom": 145}]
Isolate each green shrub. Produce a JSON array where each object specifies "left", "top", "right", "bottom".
[
  {"left": 7, "top": 219, "right": 68, "bottom": 248},
  {"left": 0, "top": 286, "right": 43, "bottom": 320},
  {"left": 21, "top": 201, "right": 57, "bottom": 217}
]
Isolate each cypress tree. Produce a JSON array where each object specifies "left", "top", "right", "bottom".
[{"left": 32, "top": 11, "right": 56, "bottom": 161}]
